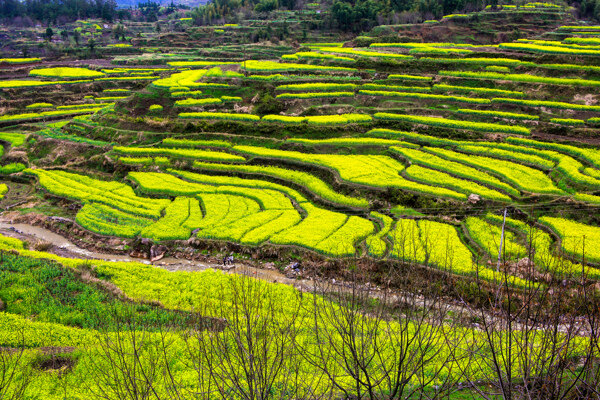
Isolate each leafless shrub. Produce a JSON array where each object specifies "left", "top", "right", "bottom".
[
  {"left": 0, "top": 329, "right": 34, "bottom": 400},
  {"left": 181, "top": 270, "right": 314, "bottom": 400}
]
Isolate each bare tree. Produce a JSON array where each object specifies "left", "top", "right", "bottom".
[
  {"left": 182, "top": 270, "right": 312, "bottom": 400},
  {"left": 455, "top": 223, "right": 597, "bottom": 400},
  {"left": 83, "top": 305, "right": 178, "bottom": 400},
  {"left": 0, "top": 329, "right": 33, "bottom": 400},
  {"left": 302, "top": 264, "right": 464, "bottom": 400}
]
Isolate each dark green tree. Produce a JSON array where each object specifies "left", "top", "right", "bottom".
[{"left": 45, "top": 26, "right": 54, "bottom": 41}]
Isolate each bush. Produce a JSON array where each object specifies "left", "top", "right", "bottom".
[
  {"left": 255, "top": 94, "right": 284, "bottom": 115},
  {"left": 0, "top": 163, "right": 26, "bottom": 174}
]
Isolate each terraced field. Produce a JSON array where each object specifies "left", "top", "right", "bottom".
[
  {"left": 0, "top": 15, "right": 599, "bottom": 286},
  {"left": 3, "top": 3, "right": 600, "bottom": 399}
]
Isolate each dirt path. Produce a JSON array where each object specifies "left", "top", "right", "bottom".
[{"left": 0, "top": 220, "right": 313, "bottom": 290}]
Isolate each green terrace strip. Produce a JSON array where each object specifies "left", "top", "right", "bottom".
[
  {"left": 501, "top": 139, "right": 600, "bottom": 188},
  {"left": 175, "top": 97, "right": 223, "bottom": 106},
  {"left": 370, "top": 131, "right": 600, "bottom": 192},
  {"left": 365, "top": 212, "right": 393, "bottom": 257},
  {"left": 389, "top": 146, "right": 519, "bottom": 197},
  {"left": 506, "top": 137, "right": 600, "bottom": 169},
  {"left": 491, "top": 98, "right": 600, "bottom": 112},
  {"left": 317, "top": 47, "right": 414, "bottom": 59},
  {"left": 359, "top": 90, "right": 491, "bottom": 104},
  {"left": 119, "top": 156, "right": 157, "bottom": 165},
  {"left": 205, "top": 68, "right": 244, "bottom": 78},
  {"left": 485, "top": 214, "right": 600, "bottom": 278},
  {"left": 276, "top": 91, "right": 355, "bottom": 99},
  {"left": 302, "top": 42, "right": 345, "bottom": 47},
  {"left": 550, "top": 118, "right": 585, "bottom": 126},
  {"left": 103, "top": 68, "right": 173, "bottom": 74},
  {"left": 140, "top": 197, "right": 199, "bottom": 240},
  {"left": 0, "top": 79, "right": 93, "bottom": 88},
  {"left": 515, "top": 39, "right": 600, "bottom": 50},
  {"left": 25, "top": 169, "right": 170, "bottom": 219},
  {"left": 240, "top": 60, "right": 358, "bottom": 72},
  {"left": 589, "top": 118, "right": 600, "bottom": 125},
  {"left": 0, "top": 108, "right": 104, "bottom": 123},
  {"left": 26, "top": 102, "right": 53, "bottom": 108},
  {"left": 171, "top": 90, "right": 204, "bottom": 98},
  {"left": 29, "top": 67, "right": 106, "bottom": 78},
  {"left": 152, "top": 70, "right": 230, "bottom": 89},
  {"left": 455, "top": 108, "right": 539, "bottom": 120},
  {"left": 499, "top": 42, "right": 600, "bottom": 56},
  {"left": 94, "top": 76, "right": 158, "bottom": 81},
  {"left": 408, "top": 47, "right": 473, "bottom": 55},
  {"left": 95, "top": 96, "right": 128, "bottom": 101},
  {"left": 262, "top": 114, "right": 372, "bottom": 124},
  {"left": 367, "top": 128, "right": 462, "bottom": 146},
  {"left": 275, "top": 83, "right": 358, "bottom": 91},
  {"left": 360, "top": 83, "right": 431, "bottom": 92},
  {"left": 287, "top": 137, "right": 419, "bottom": 148},
  {"left": 400, "top": 133, "right": 600, "bottom": 190},
  {"left": 455, "top": 145, "right": 555, "bottom": 170},
  {"left": 432, "top": 84, "right": 524, "bottom": 97},
  {"left": 283, "top": 52, "right": 355, "bottom": 62},
  {"left": 232, "top": 145, "right": 468, "bottom": 200},
  {"left": 149, "top": 105, "right": 163, "bottom": 112},
  {"left": 0, "top": 162, "right": 25, "bottom": 174},
  {"left": 162, "top": 138, "right": 232, "bottom": 148},
  {"left": 112, "top": 146, "right": 245, "bottom": 162},
  {"left": 387, "top": 218, "right": 526, "bottom": 285},
  {"left": 268, "top": 203, "right": 374, "bottom": 256},
  {"left": 192, "top": 161, "right": 370, "bottom": 208},
  {"left": 564, "top": 37, "right": 600, "bottom": 45},
  {"left": 440, "top": 70, "right": 600, "bottom": 87},
  {"left": 102, "top": 88, "right": 130, "bottom": 93},
  {"left": 465, "top": 217, "right": 526, "bottom": 259},
  {"left": 179, "top": 112, "right": 260, "bottom": 122},
  {"left": 539, "top": 217, "right": 600, "bottom": 264},
  {"left": 419, "top": 57, "right": 528, "bottom": 66},
  {"left": 403, "top": 164, "right": 512, "bottom": 201},
  {"left": 221, "top": 96, "right": 242, "bottom": 102},
  {"left": 485, "top": 66, "right": 510, "bottom": 72},
  {"left": 127, "top": 171, "right": 372, "bottom": 255},
  {"left": 559, "top": 25, "right": 600, "bottom": 31},
  {"left": 373, "top": 113, "right": 531, "bottom": 135},
  {"left": 0, "top": 57, "right": 41, "bottom": 64},
  {"left": 37, "top": 128, "right": 110, "bottom": 147},
  {"left": 56, "top": 103, "right": 114, "bottom": 109},
  {"left": 166, "top": 61, "right": 240, "bottom": 67},
  {"left": 165, "top": 168, "right": 309, "bottom": 204},
  {"left": 387, "top": 74, "right": 432, "bottom": 81},
  {"left": 370, "top": 42, "right": 479, "bottom": 48},
  {"left": 76, "top": 202, "right": 154, "bottom": 238},
  {"left": 423, "top": 147, "right": 564, "bottom": 195},
  {"left": 246, "top": 74, "right": 362, "bottom": 82},
  {"left": 0, "top": 132, "right": 26, "bottom": 147}
]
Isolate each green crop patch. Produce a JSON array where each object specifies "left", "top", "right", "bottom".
[
  {"left": 374, "top": 113, "right": 531, "bottom": 135},
  {"left": 29, "top": 67, "right": 105, "bottom": 78}
]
